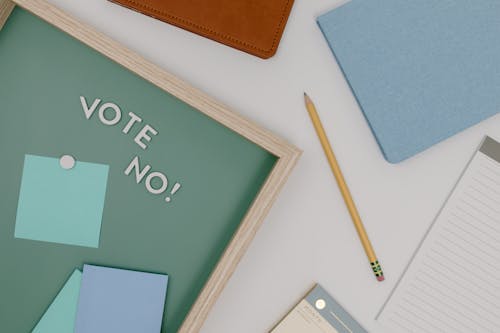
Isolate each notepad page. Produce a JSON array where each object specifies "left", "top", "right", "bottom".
[{"left": 377, "top": 136, "right": 500, "bottom": 333}]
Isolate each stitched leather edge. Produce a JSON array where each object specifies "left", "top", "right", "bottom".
[{"left": 112, "top": 0, "right": 293, "bottom": 56}]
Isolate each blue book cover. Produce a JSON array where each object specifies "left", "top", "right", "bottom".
[{"left": 318, "top": 1, "right": 500, "bottom": 163}]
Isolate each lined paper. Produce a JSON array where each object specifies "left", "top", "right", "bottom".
[{"left": 377, "top": 136, "right": 500, "bottom": 333}]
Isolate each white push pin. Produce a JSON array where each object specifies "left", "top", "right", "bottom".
[
  {"left": 60, "top": 155, "right": 76, "bottom": 170},
  {"left": 315, "top": 299, "right": 326, "bottom": 310}
]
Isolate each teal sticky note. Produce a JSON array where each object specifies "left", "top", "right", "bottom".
[
  {"left": 15, "top": 154, "right": 109, "bottom": 248},
  {"left": 32, "top": 270, "right": 82, "bottom": 333}
]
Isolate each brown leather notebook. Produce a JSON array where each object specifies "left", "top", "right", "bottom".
[{"left": 108, "top": 0, "right": 295, "bottom": 59}]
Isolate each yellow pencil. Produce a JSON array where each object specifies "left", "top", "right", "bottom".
[{"left": 304, "top": 93, "right": 384, "bottom": 282}]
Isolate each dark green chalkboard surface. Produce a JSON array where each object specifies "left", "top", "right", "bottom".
[{"left": 0, "top": 7, "right": 276, "bottom": 332}]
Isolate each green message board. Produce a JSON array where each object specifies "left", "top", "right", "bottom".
[{"left": 0, "top": 8, "right": 276, "bottom": 332}]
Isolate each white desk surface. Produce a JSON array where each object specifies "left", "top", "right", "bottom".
[{"left": 44, "top": 0, "right": 500, "bottom": 331}]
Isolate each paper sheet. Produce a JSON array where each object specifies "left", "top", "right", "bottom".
[
  {"left": 377, "top": 136, "right": 500, "bottom": 332},
  {"left": 15, "top": 154, "right": 109, "bottom": 248},
  {"left": 32, "top": 270, "right": 82, "bottom": 333},
  {"left": 75, "top": 265, "right": 168, "bottom": 333}
]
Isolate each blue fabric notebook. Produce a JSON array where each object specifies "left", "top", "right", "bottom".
[{"left": 317, "top": 1, "right": 500, "bottom": 163}]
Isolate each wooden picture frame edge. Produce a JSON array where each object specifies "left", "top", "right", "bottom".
[
  {"left": 0, "top": 0, "right": 14, "bottom": 29},
  {"left": 0, "top": 0, "right": 301, "bottom": 332}
]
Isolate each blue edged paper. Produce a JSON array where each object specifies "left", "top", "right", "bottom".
[
  {"left": 305, "top": 284, "right": 367, "bottom": 333},
  {"left": 75, "top": 265, "right": 168, "bottom": 333},
  {"left": 318, "top": 1, "right": 500, "bottom": 163}
]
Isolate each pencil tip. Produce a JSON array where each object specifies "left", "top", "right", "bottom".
[{"left": 303, "top": 92, "right": 311, "bottom": 104}]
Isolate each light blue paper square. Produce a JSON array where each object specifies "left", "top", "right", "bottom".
[
  {"left": 75, "top": 265, "right": 168, "bottom": 333},
  {"left": 15, "top": 154, "right": 109, "bottom": 248}
]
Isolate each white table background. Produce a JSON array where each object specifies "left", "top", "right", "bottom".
[{"left": 43, "top": 0, "right": 500, "bottom": 331}]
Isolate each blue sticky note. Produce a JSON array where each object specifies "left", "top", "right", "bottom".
[
  {"left": 32, "top": 270, "right": 82, "bottom": 333},
  {"left": 75, "top": 265, "right": 168, "bottom": 333},
  {"left": 318, "top": 1, "right": 500, "bottom": 163},
  {"left": 15, "top": 154, "right": 109, "bottom": 248}
]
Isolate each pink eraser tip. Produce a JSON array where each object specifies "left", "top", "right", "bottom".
[{"left": 377, "top": 276, "right": 385, "bottom": 282}]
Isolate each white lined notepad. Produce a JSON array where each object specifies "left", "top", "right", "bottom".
[{"left": 377, "top": 136, "right": 500, "bottom": 333}]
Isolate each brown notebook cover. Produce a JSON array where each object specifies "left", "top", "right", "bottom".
[{"left": 109, "top": 0, "right": 295, "bottom": 59}]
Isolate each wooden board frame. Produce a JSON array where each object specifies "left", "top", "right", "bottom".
[{"left": 0, "top": 0, "right": 301, "bottom": 332}]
